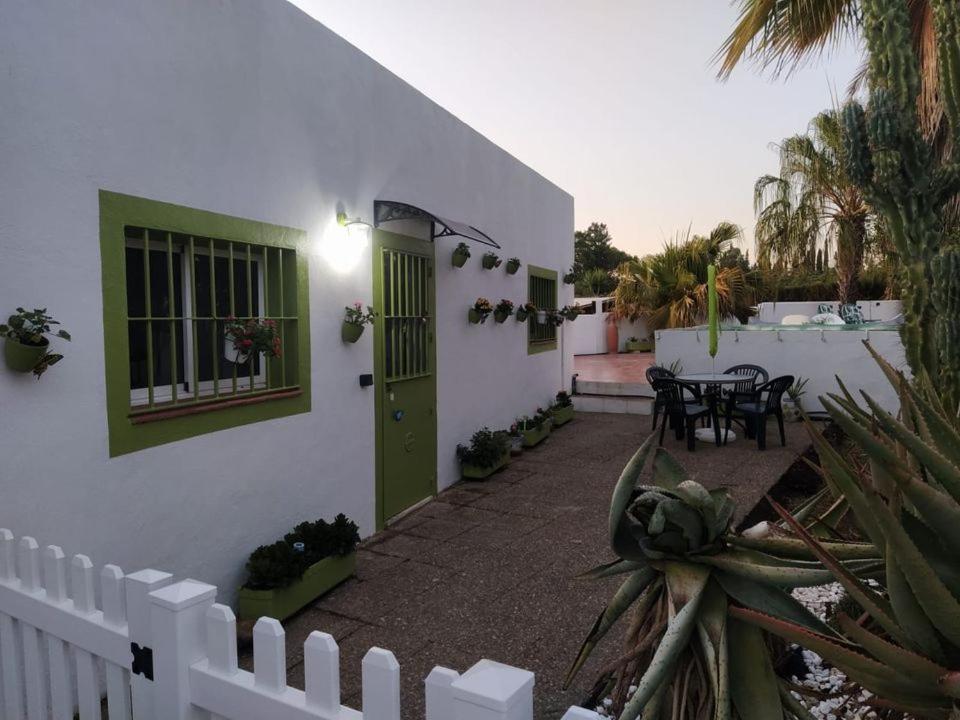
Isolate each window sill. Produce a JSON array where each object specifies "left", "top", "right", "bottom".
[{"left": 129, "top": 387, "right": 302, "bottom": 425}]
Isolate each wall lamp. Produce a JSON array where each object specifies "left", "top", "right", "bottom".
[{"left": 337, "top": 212, "right": 373, "bottom": 241}]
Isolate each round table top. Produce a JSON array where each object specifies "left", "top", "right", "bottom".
[{"left": 676, "top": 372, "right": 744, "bottom": 385}]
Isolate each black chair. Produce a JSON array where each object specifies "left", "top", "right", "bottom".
[
  {"left": 646, "top": 365, "right": 675, "bottom": 431},
  {"left": 651, "top": 378, "right": 720, "bottom": 451},
  {"left": 726, "top": 375, "right": 793, "bottom": 450},
  {"left": 721, "top": 364, "right": 769, "bottom": 437}
]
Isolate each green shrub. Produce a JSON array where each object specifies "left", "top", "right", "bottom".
[{"left": 456, "top": 427, "right": 510, "bottom": 468}]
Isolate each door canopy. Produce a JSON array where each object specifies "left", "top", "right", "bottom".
[{"left": 373, "top": 200, "right": 500, "bottom": 249}]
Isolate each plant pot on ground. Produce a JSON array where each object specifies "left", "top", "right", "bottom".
[
  {"left": 505, "top": 258, "right": 521, "bottom": 274},
  {"left": 341, "top": 302, "right": 377, "bottom": 343},
  {"left": 456, "top": 428, "right": 511, "bottom": 480},
  {"left": 468, "top": 297, "right": 493, "bottom": 324},
  {"left": 782, "top": 377, "right": 808, "bottom": 422},
  {"left": 1, "top": 307, "right": 70, "bottom": 377},
  {"left": 452, "top": 242, "right": 471, "bottom": 268},
  {"left": 493, "top": 299, "right": 514, "bottom": 324},
  {"left": 549, "top": 391, "right": 575, "bottom": 426},
  {"left": 238, "top": 514, "right": 359, "bottom": 621},
  {"left": 516, "top": 408, "right": 552, "bottom": 448},
  {"left": 624, "top": 336, "right": 652, "bottom": 353}
]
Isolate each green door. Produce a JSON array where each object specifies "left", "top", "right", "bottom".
[{"left": 374, "top": 230, "right": 437, "bottom": 527}]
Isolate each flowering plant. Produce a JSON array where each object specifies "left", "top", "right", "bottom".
[
  {"left": 559, "top": 305, "right": 580, "bottom": 321},
  {"left": 481, "top": 252, "right": 502, "bottom": 269},
  {"left": 546, "top": 309, "right": 565, "bottom": 327},
  {"left": 225, "top": 317, "right": 281, "bottom": 360},
  {"left": 473, "top": 298, "right": 493, "bottom": 315},
  {"left": 517, "top": 407, "right": 551, "bottom": 431},
  {"left": 551, "top": 391, "right": 573, "bottom": 410},
  {"left": 494, "top": 299, "right": 514, "bottom": 315},
  {"left": 344, "top": 302, "right": 377, "bottom": 327}
]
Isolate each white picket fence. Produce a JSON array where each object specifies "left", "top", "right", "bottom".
[{"left": 0, "top": 529, "right": 599, "bottom": 720}]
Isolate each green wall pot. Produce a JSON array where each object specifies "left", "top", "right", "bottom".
[
  {"left": 521, "top": 421, "right": 552, "bottom": 448},
  {"left": 461, "top": 450, "right": 511, "bottom": 480},
  {"left": 452, "top": 250, "right": 470, "bottom": 268},
  {"left": 237, "top": 552, "right": 356, "bottom": 621},
  {"left": 493, "top": 310, "right": 510, "bottom": 323},
  {"left": 468, "top": 309, "right": 487, "bottom": 324},
  {"left": 624, "top": 340, "right": 652, "bottom": 353},
  {"left": 341, "top": 322, "right": 364, "bottom": 343},
  {"left": 550, "top": 405, "right": 574, "bottom": 426},
  {"left": 515, "top": 309, "right": 529, "bottom": 322},
  {"left": 481, "top": 255, "right": 499, "bottom": 269},
  {"left": 4, "top": 337, "right": 48, "bottom": 373},
  {"left": 506, "top": 260, "right": 521, "bottom": 275}
]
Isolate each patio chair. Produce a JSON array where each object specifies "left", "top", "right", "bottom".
[
  {"left": 725, "top": 375, "right": 794, "bottom": 451},
  {"left": 721, "top": 364, "right": 769, "bottom": 432},
  {"left": 646, "top": 365, "right": 675, "bottom": 431},
  {"left": 651, "top": 378, "right": 719, "bottom": 452}
]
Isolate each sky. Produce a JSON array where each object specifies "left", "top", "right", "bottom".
[{"left": 288, "top": 0, "right": 863, "bottom": 258}]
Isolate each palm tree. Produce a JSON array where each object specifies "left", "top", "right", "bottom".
[
  {"left": 753, "top": 174, "right": 821, "bottom": 271},
  {"left": 614, "top": 223, "right": 754, "bottom": 330},
  {"left": 574, "top": 267, "right": 616, "bottom": 297},
  {"left": 756, "top": 110, "right": 870, "bottom": 302}
]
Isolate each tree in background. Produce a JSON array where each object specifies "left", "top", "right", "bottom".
[
  {"left": 753, "top": 173, "right": 820, "bottom": 272},
  {"left": 614, "top": 222, "right": 754, "bottom": 329},
  {"left": 572, "top": 222, "right": 636, "bottom": 296}
]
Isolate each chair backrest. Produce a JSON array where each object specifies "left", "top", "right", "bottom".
[
  {"left": 646, "top": 365, "right": 675, "bottom": 385},
  {"left": 758, "top": 375, "right": 794, "bottom": 412},
  {"left": 651, "top": 378, "right": 700, "bottom": 412},
  {"left": 723, "top": 364, "right": 769, "bottom": 394}
]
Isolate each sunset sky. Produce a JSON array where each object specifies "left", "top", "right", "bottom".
[{"left": 289, "top": 1, "right": 862, "bottom": 258}]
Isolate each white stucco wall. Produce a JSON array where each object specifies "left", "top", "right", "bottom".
[
  {"left": 654, "top": 326, "right": 907, "bottom": 414},
  {"left": 0, "top": 0, "right": 573, "bottom": 598},
  {"left": 568, "top": 297, "right": 649, "bottom": 355},
  {"left": 753, "top": 300, "right": 903, "bottom": 324}
]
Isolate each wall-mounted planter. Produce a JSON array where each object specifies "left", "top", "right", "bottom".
[
  {"left": 515, "top": 308, "right": 530, "bottom": 322},
  {"left": 625, "top": 340, "right": 652, "bottom": 353},
  {"left": 481, "top": 253, "right": 500, "bottom": 270},
  {"left": 468, "top": 309, "right": 489, "bottom": 324},
  {"left": 550, "top": 405, "right": 575, "bottom": 426},
  {"left": 536, "top": 311, "right": 547, "bottom": 325},
  {"left": 237, "top": 552, "right": 356, "bottom": 621},
  {"left": 493, "top": 310, "right": 510, "bottom": 324},
  {"left": 3, "top": 337, "right": 48, "bottom": 373},
  {"left": 223, "top": 338, "right": 250, "bottom": 365},
  {"left": 506, "top": 259, "right": 521, "bottom": 275},
  {"left": 461, "top": 450, "right": 511, "bottom": 480},
  {"left": 452, "top": 249, "right": 470, "bottom": 268},
  {"left": 341, "top": 322, "right": 364, "bottom": 343},
  {"left": 521, "top": 421, "right": 552, "bottom": 448}
]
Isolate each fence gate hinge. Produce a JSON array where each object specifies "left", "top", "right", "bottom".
[{"left": 131, "top": 642, "right": 154, "bottom": 681}]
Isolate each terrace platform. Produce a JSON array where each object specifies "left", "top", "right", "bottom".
[{"left": 573, "top": 353, "right": 655, "bottom": 414}]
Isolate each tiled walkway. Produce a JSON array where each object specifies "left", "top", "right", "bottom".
[
  {"left": 574, "top": 352, "right": 654, "bottom": 383},
  {"left": 244, "top": 412, "right": 809, "bottom": 719}
]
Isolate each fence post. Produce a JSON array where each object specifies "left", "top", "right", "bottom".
[
  {"left": 425, "top": 666, "right": 459, "bottom": 720},
  {"left": 126, "top": 569, "right": 174, "bottom": 720},
  {"left": 148, "top": 579, "right": 217, "bottom": 720},
  {"left": 451, "top": 659, "right": 535, "bottom": 720},
  {"left": 362, "top": 647, "right": 401, "bottom": 720}
]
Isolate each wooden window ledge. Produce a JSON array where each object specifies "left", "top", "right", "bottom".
[{"left": 129, "top": 387, "right": 302, "bottom": 425}]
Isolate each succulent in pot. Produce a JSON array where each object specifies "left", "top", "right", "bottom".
[
  {"left": 341, "top": 302, "right": 377, "bottom": 343},
  {"left": 781, "top": 376, "right": 807, "bottom": 421},
  {"left": 451, "top": 241, "right": 471, "bottom": 268},
  {"left": 505, "top": 257, "right": 521, "bottom": 274},
  {"left": 224, "top": 317, "right": 282, "bottom": 363},
  {"left": 493, "top": 299, "right": 514, "bottom": 323},
  {"left": 468, "top": 297, "right": 493, "bottom": 324},
  {"left": 481, "top": 252, "right": 501, "bottom": 270},
  {"left": 515, "top": 302, "right": 536, "bottom": 322},
  {"left": 1, "top": 307, "right": 71, "bottom": 377}
]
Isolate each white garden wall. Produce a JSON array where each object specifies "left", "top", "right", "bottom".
[
  {"left": 654, "top": 326, "right": 907, "bottom": 414},
  {"left": 568, "top": 297, "right": 649, "bottom": 355},
  {"left": 0, "top": 0, "right": 573, "bottom": 598},
  {"left": 753, "top": 300, "right": 903, "bottom": 324}
]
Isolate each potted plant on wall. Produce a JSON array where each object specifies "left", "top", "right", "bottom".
[
  {"left": 505, "top": 257, "right": 521, "bottom": 275},
  {"left": 782, "top": 376, "right": 808, "bottom": 422},
  {"left": 481, "top": 252, "right": 501, "bottom": 270},
  {"left": 547, "top": 309, "right": 564, "bottom": 327},
  {"left": 341, "top": 302, "right": 377, "bottom": 343},
  {"left": 468, "top": 297, "right": 493, "bottom": 324},
  {"left": 516, "top": 408, "right": 552, "bottom": 448},
  {"left": 563, "top": 267, "right": 576, "bottom": 284},
  {"left": 237, "top": 514, "right": 359, "bottom": 621},
  {"left": 559, "top": 305, "right": 580, "bottom": 322},
  {"left": 1, "top": 307, "right": 70, "bottom": 377},
  {"left": 225, "top": 317, "right": 282, "bottom": 363},
  {"left": 549, "top": 391, "right": 574, "bottom": 426},
  {"left": 452, "top": 242, "right": 471, "bottom": 268},
  {"left": 515, "top": 302, "right": 536, "bottom": 322},
  {"left": 493, "top": 299, "right": 514, "bottom": 323},
  {"left": 456, "top": 427, "right": 512, "bottom": 480}
]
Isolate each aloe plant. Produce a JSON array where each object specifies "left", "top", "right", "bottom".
[
  {"left": 568, "top": 435, "right": 882, "bottom": 719},
  {"left": 732, "top": 344, "right": 960, "bottom": 718}
]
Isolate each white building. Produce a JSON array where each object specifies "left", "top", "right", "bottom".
[{"left": 0, "top": 0, "right": 573, "bottom": 597}]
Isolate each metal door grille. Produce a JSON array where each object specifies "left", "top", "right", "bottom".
[
  {"left": 382, "top": 248, "right": 431, "bottom": 382},
  {"left": 529, "top": 274, "right": 557, "bottom": 345}
]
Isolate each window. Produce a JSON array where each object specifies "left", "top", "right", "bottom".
[
  {"left": 528, "top": 265, "right": 558, "bottom": 354},
  {"left": 100, "top": 191, "right": 310, "bottom": 457}
]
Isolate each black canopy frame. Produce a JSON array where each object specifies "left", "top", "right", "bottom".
[{"left": 373, "top": 200, "right": 500, "bottom": 249}]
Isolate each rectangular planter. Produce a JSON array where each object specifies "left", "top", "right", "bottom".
[
  {"left": 521, "top": 421, "right": 552, "bottom": 448},
  {"left": 237, "top": 552, "right": 356, "bottom": 621},
  {"left": 461, "top": 450, "right": 511, "bottom": 480},
  {"left": 625, "top": 341, "right": 652, "bottom": 353},
  {"left": 550, "top": 404, "right": 574, "bottom": 426}
]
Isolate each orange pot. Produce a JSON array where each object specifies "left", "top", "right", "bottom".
[{"left": 606, "top": 317, "right": 619, "bottom": 354}]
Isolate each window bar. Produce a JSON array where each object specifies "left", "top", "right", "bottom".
[
  {"left": 262, "top": 246, "right": 270, "bottom": 389},
  {"left": 188, "top": 236, "right": 199, "bottom": 402},
  {"left": 228, "top": 242, "right": 237, "bottom": 396},
  {"left": 405, "top": 254, "right": 413, "bottom": 378},
  {"left": 167, "top": 232, "right": 178, "bottom": 404},
  {"left": 143, "top": 229, "right": 155, "bottom": 407},
  {"left": 246, "top": 244, "right": 254, "bottom": 393},
  {"left": 278, "top": 248, "right": 286, "bottom": 388},
  {"left": 208, "top": 237, "right": 220, "bottom": 399},
  {"left": 391, "top": 251, "right": 399, "bottom": 380}
]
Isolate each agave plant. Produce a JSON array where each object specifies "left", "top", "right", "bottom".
[
  {"left": 733, "top": 344, "right": 960, "bottom": 718},
  {"left": 567, "top": 435, "right": 882, "bottom": 719}
]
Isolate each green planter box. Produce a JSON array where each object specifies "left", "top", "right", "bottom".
[
  {"left": 4, "top": 337, "right": 48, "bottom": 373},
  {"left": 461, "top": 450, "right": 511, "bottom": 480},
  {"left": 625, "top": 340, "right": 652, "bottom": 353},
  {"left": 237, "top": 552, "right": 356, "bottom": 621},
  {"left": 550, "top": 404, "right": 575, "bottom": 426},
  {"left": 521, "top": 421, "right": 552, "bottom": 448}
]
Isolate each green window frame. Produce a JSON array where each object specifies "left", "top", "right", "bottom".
[
  {"left": 528, "top": 265, "right": 558, "bottom": 354},
  {"left": 100, "top": 190, "right": 311, "bottom": 457}
]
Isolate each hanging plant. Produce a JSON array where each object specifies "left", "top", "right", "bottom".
[
  {"left": 225, "top": 317, "right": 281, "bottom": 363},
  {"left": 1, "top": 307, "right": 71, "bottom": 378},
  {"left": 341, "top": 302, "right": 377, "bottom": 343},
  {"left": 452, "top": 242, "right": 471, "bottom": 268},
  {"left": 505, "top": 257, "right": 521, "bottom": 275},
  {"left": 468, "top": 297, "right": 493, "bottom": 324},
  {"left": 515, "top": 302, "right": 536, "bottom": 322},
  {"left": 563, "top": 268, "right": 576, "bottom": 284},
  {"left": 481, "top": 252, "right": 501, "bottom": 270},
  {"left": 493, "top": 299, "right": 514, "bottom": 323},
  {"left": 559, "top": 305, "right": 580, "bottom": 322}
]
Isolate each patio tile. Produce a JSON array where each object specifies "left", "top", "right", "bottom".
[{"left": 401, "top": 516, "right": 480, "bottom": 541}]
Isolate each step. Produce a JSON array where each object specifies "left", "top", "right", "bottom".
[
  {"left": 574, "top": 394, "right": 654, "bottom": 415},
  {"left": 575, "top": 379, "right": 654, "bottom": 397}
]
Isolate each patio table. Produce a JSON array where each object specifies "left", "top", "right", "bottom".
[{"left": 675, "top": 373, "right": 743, "bottom": 443}]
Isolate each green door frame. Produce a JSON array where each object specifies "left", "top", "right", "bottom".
[{"left": 372, "top": 229, "right": 438, "bottom": 530}]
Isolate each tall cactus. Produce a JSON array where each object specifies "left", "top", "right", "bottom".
[{"left": 841, "top": 0, "right": 960, "bottom": 407}]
